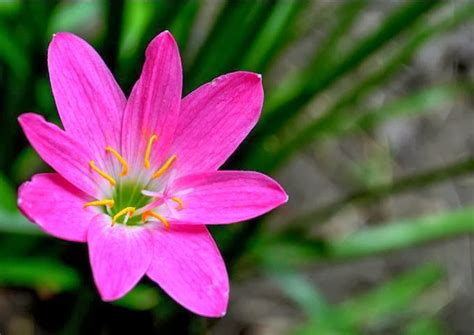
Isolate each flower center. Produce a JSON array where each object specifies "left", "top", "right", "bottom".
[{"left": 83, "top": 134, "right": 183, "bottom": 229}]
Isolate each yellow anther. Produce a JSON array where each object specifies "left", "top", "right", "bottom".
[
  {"left": 112, "top": 207, "right": 136, "bottom": 226},
  {"left": 152, "top": 155, "right": 177, "bottom": 179},
  {"left": 144, "top": 135, "right": 158, "bottom": 169},
  {"left": 170, "top": 197, "right": 184, "bottom": 210},
  {"left": 83, "top": 199, "right": 114, "bottom": 208},
  {"left": 142, "top": 211, "right": 170, "bottom": 230},
  {"left": 106, "top": 146, "right": 128, "bottom": 176},
  {"left": 89, "top": 161, "right": 116, "bottom": 186}
]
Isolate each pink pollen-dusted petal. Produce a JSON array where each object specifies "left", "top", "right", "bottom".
[
  {"left": 146, "top": 224, "right": 229, "bottom": 317},
  {"left": 17, "top": 173, "right": 94, "bottom": 242},
  {"left": 172, "top": 71, "right": 263, "bottom": 177},
  {"left": 170, "top": 171, "right": 288, "bottom": 224},
  {"left": 122, "top": 31, "right": 182, "bottom": 174},
  {"left": 18, "top": 113, "right": 100, "bottom": 197},
  {"left": 88, "top": 215, "right": 153, "bottom": 301},
  {"left": 48, "top": 32, "right": 126, "bottom": 174}
]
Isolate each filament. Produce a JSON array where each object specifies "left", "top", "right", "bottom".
[
  {"left": 170, "top": 197, "right": 184, "bottom": 210},
  {"left": 112, "top": 207, "right": 136, "bottom": 226},
  {"left": 83, "top": 199, "right": 114, "bottom": 208},
  {"left": 142, "top": 211, "right": 170, "bottom": 230},
  {"left": 89, "top": 161, "right": 116, "bottom": 186},
  {"left": 106, "top": 146, "right": 128, "bottom": 176},
  {"left": 144, "top": 135, "right": 158, "bottom": 169},
  {"left": 152, "top": 155, "right": 177, "bottom": 179}
]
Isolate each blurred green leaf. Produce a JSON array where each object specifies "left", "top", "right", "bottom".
[
  {"left": 118, "top": 0, "right": 155, "bottom": 62},
  {"left": 0, "top": 172, "right": 16, "bottom": 212},
  {"left": 114, "top": 285, "right": 161, "bottom": 311},
  {"left": 118, "top": 1, "right": 184, "bottom": 89},
  {"left": 328, "top": 206, "right": 474, "bottom": 259},
  {"left": 245, "top": 0, "right": 474, "bottom": 171},
  {"left": 275, "top": 272, "right": 329, "bottom": 316},
  {"left": 285, "top": 156, "right": 474, "bottom": 231},
  {"left": 240, "top": 0, "right": 305, "bottom": 72},
  {"left": 169, "top": 0, "right": 200, "bottom": 55},
  {"left": 0, "top": 0, "right": 20, "bottom": 16},
  {"left": 0, "top": 209, "right": 42, "bottom": 235},
  {"left": 0, "top": 22, "right": 29, "bottom": 78},
  {"left": 47, "top": 1, "right": 101, "bottom": 38},
  {"left": 254, "top": 204, "right": 474, "bottom": 269},
  {"left": 185, "top": 0, "right": 274, "bottom": 91},
  {"left": 284, "top": 264, "right": 442, "bottom": 334},
  {"left": 339, "top": 263, "right": 442, "bottom": 327},
  {"left": 0, "top": 258, "right": 80, "bottom": 293},
  {"left": 403, "top": 318, "right": 446, "bottom": 335},
  {"left": 266, "top": 0, "right": 366, "bottom": 112},
  {"left": 276, "top": 273, "right": 359, "bottom": 335},
  {"left": 254, "top": 0, "right": 439, "bottom": 140},
  {"left": 259, "top": 82, "right": 471, "bottom": 171},
  {"left": 11, "top": 147, "right": 46, "bottom": 183}
]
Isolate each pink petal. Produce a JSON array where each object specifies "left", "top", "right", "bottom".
[
  {"left": 172, "top": 72, "right": 263, "bottom": 177},
  {"left": 169, "top": 171, "right": 288, "bottom": 224},
  {"left": 88, "top": 215, "right": 153, "bottom": 301},
  {"left": 17, "top": 173, "right": 93, "bottom": 242},
  {"left": 18, "top": 113, "right": 100, "bottom": 197},
  {"left": 146, "top": 224, "right": 229, "bottom": 317},
  {"left": 48, "top": 32, "right": 126, "bottom": 174},
  {"left": 122, "top": 31, "right": 182, "bottom": 173}
]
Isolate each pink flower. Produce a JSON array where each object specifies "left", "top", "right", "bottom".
[{"left": 17, "top": 31, "right": 287, "bottom": 317}]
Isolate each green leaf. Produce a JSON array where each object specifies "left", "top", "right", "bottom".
[
  {"left": 244, "top": 0, "right": 474, "bottom": 172},
  {"left": 403, "top": 318, "right": 446, "bottom": 335},
  {"left": 266, "top": 0, "right": 366, "bottom": 112},
  {"left": 240, "top": 0, "right": 305, "bottom": 72},
  {"left": 328, "top": 206, "right": 474, "bottom": 259},
  {"left": 185, "top": 0, "right": 274, "bottom": 91},
  {"left": 284, "top": 157, "right": 474, "bottom": 231},
  {"left": 260, "top": 83, "right": 471, "bottom": 172},
  {"left": 0, "top": 209, "right": 42, "bottom": 235},
  {"left": 339, "top": 263, "right": 443, "bottom": 327},
  {"left": 274, "top": 272, "right": 329, "bottom": 316},
  {"left": 276, "top": 273, "right": 360, "bottom": 335},
  {"left": 113, "top": 285, "right": 161, "bottom": 311},
  {"left": 169, "top": 0, "right": 200, "bottom": 55},
  {"left": 47, "top": 1, "right": 102, "bottom": 38},
  {"left": 0, "top": 172, "right": 16, "bottom": 212},
  {"left": 254, "top": 0, "right": 439, "bottom": 140},
  {"left": 0, "top": 258, "right": 80, "bottom": 293},
  {"left": 0, "top": 21, "right": 29, "bottom": 78}
]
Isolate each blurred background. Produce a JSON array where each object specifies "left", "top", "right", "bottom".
[{"left": 0, "top": 0, "right": 473, "bottom": 334}]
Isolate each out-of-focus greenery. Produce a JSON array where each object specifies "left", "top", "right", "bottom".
[{"left": 0, "top": 0, "right": 472, "bottom": 334}]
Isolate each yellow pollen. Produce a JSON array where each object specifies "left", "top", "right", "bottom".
[
  {"left": 106, "top": 146, "right": 128, "bottom": 176},
  {"left": 152, "top": 155, "right": 177, "bottom": 179},
  {"left": 89, "top": 161, "right": 116, "bottom": 186},
  {"left": 112, "top": 207, "right": 136, "bottom": 226},
  {"left": 170, "top": 197, "right": 184, "bottom": 210},
  {"left": 142, "top": 211, "right": 170, "bottom": 230},
  {"left": 144, "top": 135, "right": 158, "bottom": 169},
  {"left": 83, "top": 199, "right": 114, "bottom": 208}
]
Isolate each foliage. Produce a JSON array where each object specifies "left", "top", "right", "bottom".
[{"left": 0, "top": 0, "right": 472, "bottom": 334}]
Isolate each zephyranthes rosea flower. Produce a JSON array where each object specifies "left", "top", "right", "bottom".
[{"left": 17, "top": 31, "right": 287, "bottom": 317}]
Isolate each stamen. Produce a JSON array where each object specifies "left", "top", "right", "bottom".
[
  {"left": 142, "top": 211, "right": 170, "bottom": 230},
  {"left": 106, "top": 146, "right": 128, "bottom": 176},
  {"left": 144, "top": 135, "right": 158, "bottom": 169},
  {"left": 170, "top": 197, "right": 184, "bottom": 210},
  {"left": 152, "top": 155, "right": 177, "bottom": 179},
  {"left": 83, "top": 199, "right": 114, "bottom": 208},
  {"left": 112, "top": 207, "right": 136, "bottom": 226},
  {"left": 89, "top": 161, "right": 116, "bottom": 186}
]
